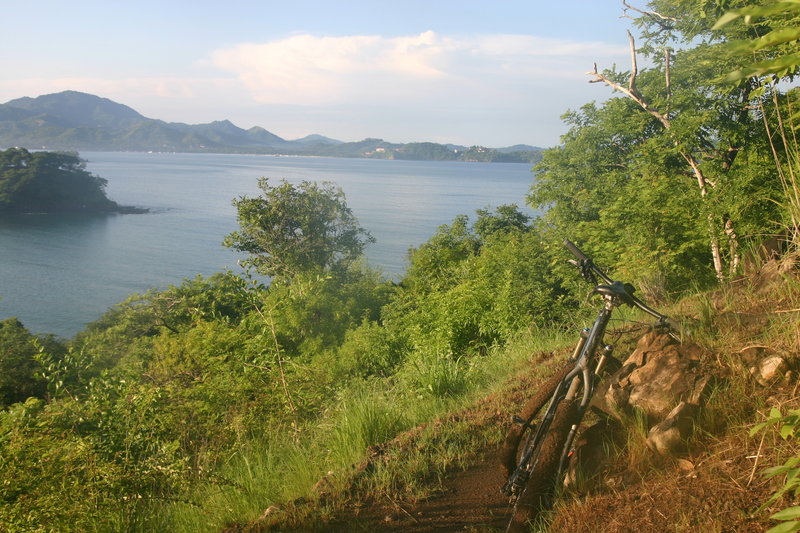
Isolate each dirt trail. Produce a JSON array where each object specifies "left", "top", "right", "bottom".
[{"left": 343, "top": 452, "right": 510, "bottom": 532}]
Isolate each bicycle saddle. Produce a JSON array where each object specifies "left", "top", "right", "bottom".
[{"left": 593, "top": 281, "right": 636, "bottom": 306}]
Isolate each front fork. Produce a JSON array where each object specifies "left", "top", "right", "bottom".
[
  {"left": 503, "top": 329, "right": 591, "bottom": 497},
  {"left": 556, "top": 343, "right": 615, "bottom": 483}
]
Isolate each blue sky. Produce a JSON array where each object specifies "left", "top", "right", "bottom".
[{"left": 2, "top": 1, "right": 637, "bottom": 147}]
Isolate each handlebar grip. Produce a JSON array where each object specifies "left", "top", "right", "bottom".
[{"left": 563, "top": 239, "right": 589, "bottom": 262}]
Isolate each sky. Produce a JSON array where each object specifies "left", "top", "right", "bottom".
[{"left": 1, "top": 1, "right": 638, "bottom": 148}]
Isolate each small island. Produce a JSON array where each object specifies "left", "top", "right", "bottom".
[{"left": 0, "top": 147, "right": 145, "bottom": 215}]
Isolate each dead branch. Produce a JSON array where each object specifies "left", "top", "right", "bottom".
[
  {"left": 665, "top": 48, "right": 671, "bottom": 100},
  {"left": 621, "top": 0, "right": 676, "bottom": 31},
  {"left": 629, "top": 31, "right": 638, "bottom": 93},
  {"left": 586, "top": 32, "right": 671, "bottom": 129}
]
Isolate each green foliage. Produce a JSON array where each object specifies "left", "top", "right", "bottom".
[
  {"left": 0, "top": 318, "right": 56, "bottom": 407},
  {"left": 0, "top": 383, "right": 191, "bottom": 532},
  {"left": 330, "top": 389, "right": 410, "bottom": 462},
  {"left": 223, "top": 178, "right": 375, "bottom": 281},
  {"left": 407, "top": 353, "right": 473, "bottom": 398},
  {"left": 751, "top": 407, "right": 800, "bottom": 533},
  {"left": 530, "top": 3, "right": 790, "bottom": 287},
  {"left": 0, "top": 148, "right": 121, "bottom": 214},
  {"left": 386, "top": 207, "right": 572, "bottom": 388},
  {"left": 324, "top": 319, "right": 405, "bottom": 379},
  {"left": 714, "top": 1, "right": 800, "bottom": 81}
]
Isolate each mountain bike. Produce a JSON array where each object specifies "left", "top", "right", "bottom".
[{"left": 499, "top": 240, "right": 677, "bottom": 532}]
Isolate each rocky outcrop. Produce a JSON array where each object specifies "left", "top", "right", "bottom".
[{"left": 591, "top": 330, "right": 710, "bottom": 456}]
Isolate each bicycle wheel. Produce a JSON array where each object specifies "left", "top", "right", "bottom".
[
  {"left": 499, "top": 362, "right": 573, "bottom": 477},
  {"left": 506, "top": 398, "right": 578, "bottom": 533}
]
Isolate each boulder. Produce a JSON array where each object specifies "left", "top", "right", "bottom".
[
  {"left": 646, "top": 401, "right": 699, "bottom": 456},
  {"left": 601, "top": 331, "right": 707, "bottom": 422}
]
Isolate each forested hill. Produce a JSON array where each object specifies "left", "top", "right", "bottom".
[
  {"left": 0, "top": 147, "right": 144, "bottom": 215},
  {"left": 0, "top": 91, "right": 542, "bottom": 162}
]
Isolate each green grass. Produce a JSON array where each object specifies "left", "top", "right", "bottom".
[
  {"left": 142, "top": 264, "right": 800, "bottom": 533},
  {"left": 138, "top": 323, "right": 576, "bottom": 532}
]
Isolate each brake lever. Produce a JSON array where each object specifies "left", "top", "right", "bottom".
[
  {"left": 567, "top": 258, "right": 598, "bottom": 284},
  {"left": 580, "top": 259, "right": 597, "bottom": 284}
]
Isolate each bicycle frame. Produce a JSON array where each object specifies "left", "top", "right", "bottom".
[
  {"left": 502, "top": 292, "right": 618, "bottom": 497},
  {"left": 502, "top": 239, "right": 674, "bottom": 503}
]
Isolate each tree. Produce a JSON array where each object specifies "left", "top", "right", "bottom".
[
  {"left": 0, "top": 148, "right": 120, "bottom": 214},
  {"left": 223, "top": 178, "right": 375, "bottom": 280},
  {"left": 0, "top": 318, "right": 53, "bottom": 407},
  {"left": 713, "top": 1, "right": 800, "bottom": 243},
  {"left": 531, "top": 0, "right": 788, "bottom": 279}
]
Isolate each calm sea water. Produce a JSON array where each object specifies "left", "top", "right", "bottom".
[{"left": 0, "top": 152, "right": 536, "bottom": 338}]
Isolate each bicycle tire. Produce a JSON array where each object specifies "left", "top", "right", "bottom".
[
  {"left": 499, "top": 362, "right": 573, "bottom": 477},
  {"left": 506, "top": 398, "right": 578, "bottom": 533}
]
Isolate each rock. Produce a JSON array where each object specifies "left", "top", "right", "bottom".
[
  {"left": 688, "top": 375, "right": 713, "bottom": 405},
  {"left": 646, "top": 401, "right": 699, "bottom": 456},
  {"left": 605, "top": 331, "right": 707, "bottom": 422},
  {"left": 750, "top": 355, "right": 789, "bottom": 386},
  {"left": 676, "top": 458, "right": 695, "bottom": 472}
]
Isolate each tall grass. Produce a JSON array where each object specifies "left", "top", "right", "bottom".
[{"left": 139, "top": 323, "right": 576, "bottom": 532}]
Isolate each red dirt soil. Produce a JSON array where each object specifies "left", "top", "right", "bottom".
[{"left": 342, "top": 452, "right": 511, "bottom": 532}]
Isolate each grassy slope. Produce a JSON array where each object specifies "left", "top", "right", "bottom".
[{"left": 209, "top": 256, "right": 799, "bottom": 532}]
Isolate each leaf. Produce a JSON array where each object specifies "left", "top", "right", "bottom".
[
  {"left": 773, "top": 508, "right": 800, "bottom": 521},
  {"left": 751, "top": 28, "right": 800, "bottom": 52},
  {"left": 766, "top": 520, "right": 800, "bottom": 533},
  {"left": 713, "top": 11, "right": 743, "bottom": 29},
  {"left": 715, "top": 2, "right": 800, "bottom": 30},
  {"left": 752, "top": 421, "right": 771, "bottom": 436}
]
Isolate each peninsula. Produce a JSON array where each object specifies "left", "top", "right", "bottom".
[{"left": 0, "top": 147, "right": 145, "bottom": 215}]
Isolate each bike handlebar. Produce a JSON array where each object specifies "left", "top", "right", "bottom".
[{"left": 563, "top": 239, "right": 678, "bottom": 330}]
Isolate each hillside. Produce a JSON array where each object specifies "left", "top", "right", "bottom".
[
  {"left": 249, "top": 255, "right": 799, "bottom": 532},
  {"left": 0, "top": 91, "right": 543, "bottom": 162}
]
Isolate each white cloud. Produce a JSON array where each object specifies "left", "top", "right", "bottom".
[
  {"left": 210, "top": 31, "right": 628, "bottom": 106},
  {"left": 0, "top": 31, "right": 632, "bottom": 146},
  {"left": 210, "top": 31, "right": 459, "bottom": 105}
]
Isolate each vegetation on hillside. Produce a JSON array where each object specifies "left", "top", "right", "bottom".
[
  {"left": 0, "top": 1, "right": 799, "bottom": 532},
  {"left": 0, "top": 147, "right": 142, "bottom": 214}
]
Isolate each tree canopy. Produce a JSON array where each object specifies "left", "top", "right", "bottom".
[
  {"left": 529, "top": 0, "right": 794, "bottom": 291},
  {"left": 223, "top": 178, "right": 375, "bottom": 281},
  {"left": 0, "top": 148, "right": 125, "bottom": 214}
]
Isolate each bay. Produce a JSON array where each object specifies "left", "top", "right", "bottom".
[{"left": 0, "top": 152, "right": 536, "bottom": 338}]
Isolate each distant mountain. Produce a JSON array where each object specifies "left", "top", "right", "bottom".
[
  {"left": 0, "top": 91, "right": 543, "bottom": 162},
  {"left": 496, "top": 144, "right": 543, "bottom": 153},
  {"left": 0, "top": 91, "right": 304, "bottom": 153},
  {"left": 291, "top": 134, "right": 342, "bottom": 146},
  {"left": 4, "top": 91, "right": 145, "bottom": 130}
]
